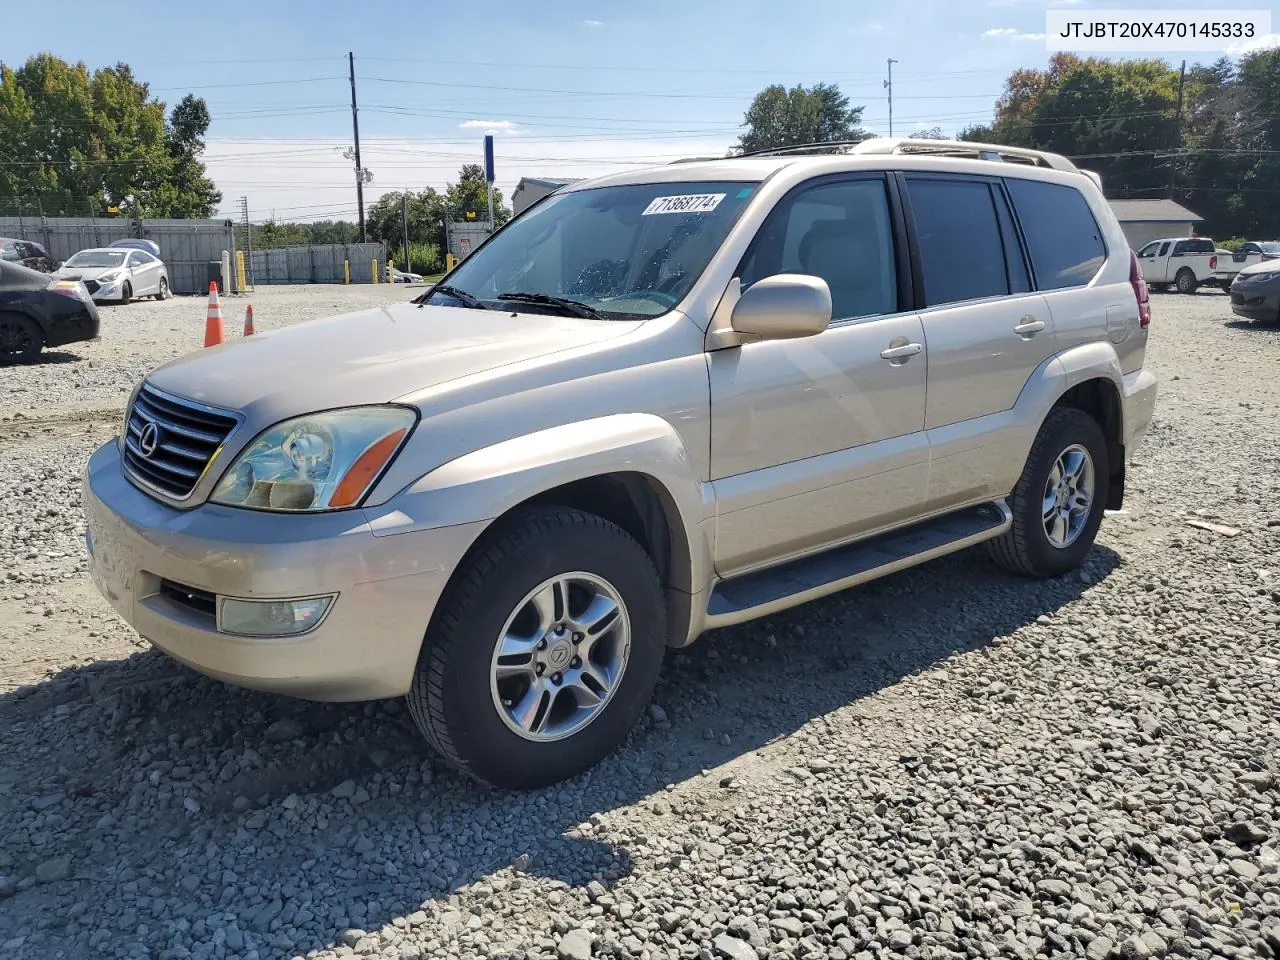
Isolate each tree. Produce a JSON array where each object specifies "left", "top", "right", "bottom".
[
  {"left": 445, "top": 163, "right": 511, "bottom": 226},
  {"left": 733, "top": 82, "right": 866, "bottom": 154},
  {"left": 910, "top": 126, "right": 946, "bottom": 140},
  {"left": 0, "top": 54, "right": 219, "bottom": 218}
]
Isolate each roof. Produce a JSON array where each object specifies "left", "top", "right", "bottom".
[
  {"left": 514, "top": 177, "right": 582, "bottom": 190},
  {"left": 1108, "top": 199, "right": 1203, "bottom": 223}
]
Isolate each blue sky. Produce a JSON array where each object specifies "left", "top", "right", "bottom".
[{"left": 4, "top": 0, "right": 1276, "bottom": 221}]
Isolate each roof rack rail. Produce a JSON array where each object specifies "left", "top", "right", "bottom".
[
  {"left": 730, "top": 139, "right": 870, "bottom": 159},
  {"left": 850, "top": 137, "right": 1076, "bottom": 172}
]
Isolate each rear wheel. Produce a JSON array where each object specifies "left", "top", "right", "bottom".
[
  {"left": 987, "top": 407, "right": 1109, "bottom": 579},
  {"left": 119, "top": 282, "right": 132, "bottom": 305},
  {"left": 156, "top": 277, "right": 170, "bottom": 300},
  {"left": 0, "top": 313, "right": 43, "bottom": 365},
  {"left": 1175, "top": 268, "right": 1198, "bottom": 295},
  {"left": 407, "top": 506, "right": 666, "bottom": 789}
]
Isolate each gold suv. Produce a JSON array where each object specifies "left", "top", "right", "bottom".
[{"left": 84, "top": 138, "right": 1158, "bottom": 789}]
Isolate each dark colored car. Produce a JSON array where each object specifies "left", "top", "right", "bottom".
[
  {"left": 1229, "top": 261, "right": 1280, "bottom": 323},
  {"left": 0, "top": 260, "right": 100, "bottom": 364},
  {"left": 0, "top": 237, "right": 59, "bottom": 273}
]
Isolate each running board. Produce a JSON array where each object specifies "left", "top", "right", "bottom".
[{"left": 705, "top": 501, "right": 1012, "bottom": 627}]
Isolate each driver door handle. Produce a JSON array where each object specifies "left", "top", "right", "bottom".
[
  {"left": 880, "top": 342, "right": 923, "bottom": 361},
  {"left": 1014, "top": 317, "right": 1045, "bottom": 337}
]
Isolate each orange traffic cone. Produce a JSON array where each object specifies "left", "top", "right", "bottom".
[
  {"left": 203, "top": 282, "right": 225, "bottom": 347},
  {"left": 243, "top": 303, "right": 255, "bottom": 337}
]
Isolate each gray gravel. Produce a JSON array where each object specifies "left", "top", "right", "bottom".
[{"left": 1, "top": 288, "right": 1278, "bottom": 960}]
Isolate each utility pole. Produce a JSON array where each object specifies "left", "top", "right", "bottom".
[
  {"left": 884, "top": 58, "right": 898, "bottom": 137},
  {"left": 402, "top": 193, "right": 411, "bottom": 275},
  {"left": 1169, "top": 59, "right": 1187, "bottom": 199},
  {"left": 348, "top": 52, "right": 366, "bottom": 242}
]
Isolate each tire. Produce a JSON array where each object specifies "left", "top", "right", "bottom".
[
  {"left": 407, "top": 506, "right": 666, "bottom": 789},
  {"left": 1175, "top": 268, "right": 1198, "bottom": 295},
  {"left": 0, "top": 312, "right": 44, "bottom": 365},
  {"left": 156, "top": 277, "right": 169, "bottom": 300},
  {"left": 986, "top": 407, "right": 1109, "bottom": 579},
  {"left": 119, "top": 282, "right": 132, "bottom": 305}
]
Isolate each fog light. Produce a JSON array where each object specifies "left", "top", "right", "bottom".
[{"left": 217, "top": 595, "right": 334, "bottom": 637}]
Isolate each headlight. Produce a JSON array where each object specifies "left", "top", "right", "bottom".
[
  {"left": 210, "top": 406, "right": 417, "bottom": 512},
  {"left": 98, "top": 271, "right": 120, "bottom": 282}
]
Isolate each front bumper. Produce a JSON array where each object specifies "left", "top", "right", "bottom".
[
  {"left": 87, "top": 278, "right": 124, "bottom": 302},
  {"left": 83, "top": 440, "right": 488, "bottom": 701},
  {"left": 1229, "top": 285, "right": 1280, "bottom": 322}
]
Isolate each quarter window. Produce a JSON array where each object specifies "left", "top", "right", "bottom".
[
  {"left": 1004, "top": 179, "right": 1105, "bottom": 290},
  {"left": 906, "top": 178, "right": 1009, "bottom": 306},
  {"left": 740, "top": 178, "right": 898, "bottom": 321}
]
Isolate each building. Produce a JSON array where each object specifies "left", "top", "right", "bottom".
[
  {"left": 1108, "top": 199, "right": 1204, "bottom": 251},
  {"left": 511, "top": 177, "right": 580, "bottom": 216}
]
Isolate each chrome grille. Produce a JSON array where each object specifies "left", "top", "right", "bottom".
[{"left": 122, "top": 384, "right": 239, "bottom": 499}]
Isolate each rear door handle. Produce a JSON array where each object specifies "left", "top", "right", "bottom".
[
  {"left": 880, "top": 342, "right": 923, "bottom": 361},
  {"left": 1014, "top": 317, "right": 1045, "bottom": 337}
]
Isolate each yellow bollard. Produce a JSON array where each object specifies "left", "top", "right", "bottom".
[
  {"left": 343, "top": 260, "right": 350, "bottom": 285},
  {"left": 234, "top": 250, "right": 247, "bottom": 292},
  {"left": 371, "top": 259, "right": 378, "bottom": 284}
]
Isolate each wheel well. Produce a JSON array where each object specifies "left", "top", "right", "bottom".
[
  {"left": 520, "top": 472, "right": 692, "bottom": 646},
  {"left": 1052, "top": 378, "right": 1125, "bottom": 510}
]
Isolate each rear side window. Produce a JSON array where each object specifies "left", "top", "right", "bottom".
[
  {"left": 905, "top": 178, "right": 1009, "bottom": 306},
  {"left": 1005, "top": 179, "right": 1105, "bottom": 290}
]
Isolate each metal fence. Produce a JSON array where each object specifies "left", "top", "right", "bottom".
[
  {"left": 247, "top": 243, "right": 386, "bottom": 285},
  {"left": 0, "top": 217, "right": 388, "bottom": 292}
]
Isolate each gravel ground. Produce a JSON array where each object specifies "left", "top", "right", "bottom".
[{"left": 0, "top": 287, "right": 1277, "bottom": 960}]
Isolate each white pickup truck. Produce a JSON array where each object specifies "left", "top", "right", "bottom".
[{"left": 1136, "top": 237, "right": 1226, "bottom": 293}]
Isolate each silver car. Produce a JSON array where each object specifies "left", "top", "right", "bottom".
[{"left": 56, "top": 247, "right": 170, "bottom": 304}]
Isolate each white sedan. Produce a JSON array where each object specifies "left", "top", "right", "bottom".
[{"left": 55, "top": 247, "right": 171, "bottom": 304}]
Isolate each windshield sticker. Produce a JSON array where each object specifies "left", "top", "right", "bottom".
[
  {"left": 735, "top": 187, "right": 755, "bottom": 199},
  {"left": 642, "top": 193, "right": 726, "bottom": 216}
]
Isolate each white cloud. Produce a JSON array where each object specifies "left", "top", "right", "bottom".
[
  {"left": 582, "top": 19, "right": 603, "bottom": 27},
  {"left": 204, "top": 134, "right": 735, "bottom": 221},
  {"left": 983, "top": 26, "right": 1046, "bottom": 40},
  {"left": 459, "top": 119, "right": 524, "bottom": 135},
  {"left": 1227, "top": 32, "right": 1280, "bottom": 56}
]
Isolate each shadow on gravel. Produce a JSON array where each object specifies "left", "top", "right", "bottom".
[
  {"left": 1224, "top": 318, "right": 1280, "bottom": 334},
  {"left": 0, "top": 543, "right": 1120, "bottom": 957}
]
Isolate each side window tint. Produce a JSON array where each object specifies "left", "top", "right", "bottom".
[
  {"left": 1172, "top": 241, "right": 1188, "bottom": 255},
  {"left": 906, "top": 178, "right": 1009, "bottom": 306},
  {"left": 740, "top": 178, "right": 897, "bottom": 321},
  {"left": 1159, "top": 242, "right": 1170, "bottom": 256},
  {"left": 1004, "top": 179, "right": 1105, "bottom": 290}
]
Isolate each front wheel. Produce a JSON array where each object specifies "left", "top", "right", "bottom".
[
  {"left": 987, "top": 407, "right": 1109, "bottom": 579},
  {"left": 0, "top": 313, "right": 44, "bottom": 365},
  {"left": 407, "top": 506, "right": 666, "bottom": 789},
  {"left": 119, "top": 282, "right": 132, "bottom": 305},
  {"left": 1175, "top": 268, "right": 1198, "bottom": 295}
]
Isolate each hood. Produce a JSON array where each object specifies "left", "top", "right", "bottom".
[
  {"left": 56, "top": 264, "right": 122, "bottom": 281},
  {"left": 1236, "top": 260, "right": 1280, "bottom": 279},
  {"left": 146, "top": 301, "right": 639, "bottom": 422}
]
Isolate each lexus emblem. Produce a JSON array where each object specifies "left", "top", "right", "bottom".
[{"left": 137, "top": 420, "right": 161, "bottom": 459}]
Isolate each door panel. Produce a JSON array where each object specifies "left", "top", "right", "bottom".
[{"left": 710, "top": 313, "right": 929, "bottom": 574}]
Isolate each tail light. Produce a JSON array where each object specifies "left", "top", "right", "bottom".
[
  {"left": 1129, "top": 250, "right": 1151, "bottom": 328},
  {"left": 1209, "top": 255, "right": 1218, "bottom": 270}
]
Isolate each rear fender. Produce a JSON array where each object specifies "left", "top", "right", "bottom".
[{"left": 361, "top": 413, "right": 714, "bottom": 595}]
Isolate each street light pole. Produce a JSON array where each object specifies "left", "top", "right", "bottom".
[{"left": 884, "top": 58, "right": 898, "bottom": 137}]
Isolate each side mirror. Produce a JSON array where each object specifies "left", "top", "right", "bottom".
[{"left": 730, "top": 274, "right": 832, "bottom": 341}]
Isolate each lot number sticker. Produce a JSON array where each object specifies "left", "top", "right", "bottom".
[{"left": 642, "top": 193, "right": 726, "bottom": 215}]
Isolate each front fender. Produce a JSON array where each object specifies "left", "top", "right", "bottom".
[{"left": 361, "top": 413, "right": 714, "bottom": 595}]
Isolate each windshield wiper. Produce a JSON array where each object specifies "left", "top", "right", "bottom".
[
  {"left": 422, "top": 283, "right": 489, "bottom": 310},
  {"left": 497, "top": 291, "right": 604, "bottom": 320}
]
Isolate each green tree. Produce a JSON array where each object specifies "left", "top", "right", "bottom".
[
  {"left": 733, "top": 82, "right": 866, "bottom": 154},
  {"left": 0, "top": 54, "right": 219, "bottom": 218},
  {"left": 909, "top": 126, "right": 946, "bottom": 140},
  {"left": 444, "top": 164, "right": 511, "bottom": 226}
]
